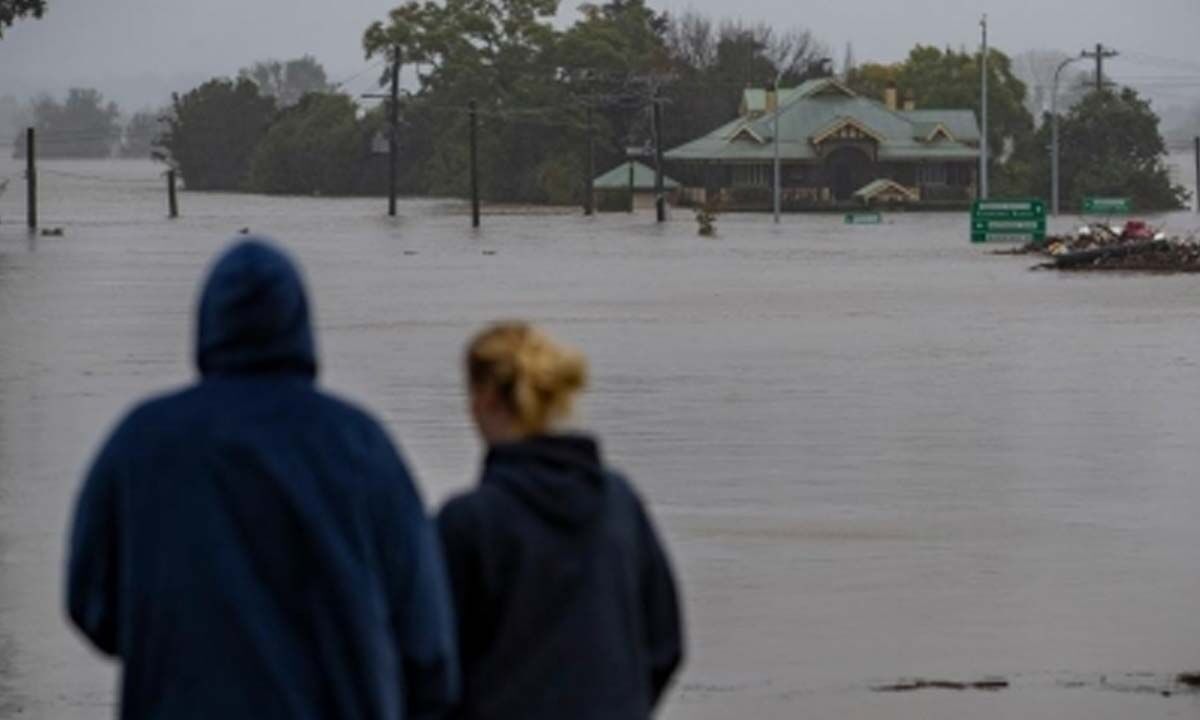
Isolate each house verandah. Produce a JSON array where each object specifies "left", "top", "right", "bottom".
[{"left": 665, "top": 78, "right": 981, "bottom": 211}]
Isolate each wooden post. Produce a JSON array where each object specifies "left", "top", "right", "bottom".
[
  {"left": 584, "top": 103, "right": 594, "bottom": 216},
  {"left": 26, "top": 127, "right": 36, "bottom": 231},
  {"left": 628, "top": 160, "right": 635, "bottom": 213},
  {"left": 167, "top": 170, "right": 178, "bottom": 219},
  {"left": 469, "top": 99, "right": 480, "bottom": 228},
  {"left": 388, "top": 45, "right": 400, "bottom": 218},
  {"left": 1194, "top": 136, "right": 1199, "bottom": 214},
  {"left": 652, "top": 98, "right": 665, "bottom": 223}
]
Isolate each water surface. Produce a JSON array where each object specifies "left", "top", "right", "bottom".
[{"left": 1, "top": 158, "right": 1199, "bottom": 718}]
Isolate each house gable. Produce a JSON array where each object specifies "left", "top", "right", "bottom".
[
  {"left": 729, "top": 125, "right": 767, "bottom": 144},
  {"left": 923, "top": 123, "right": 956, "bottom": 143},
  {"left": 811, "top": 116, "right": 886, "bottom": 146}
]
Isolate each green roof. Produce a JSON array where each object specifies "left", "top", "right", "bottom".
[
  {"left": 593, "top": 161, "right": 680, "bottom": 190},
  {"left": 668, "top": 78, "right": 980, "bottom": 163}
]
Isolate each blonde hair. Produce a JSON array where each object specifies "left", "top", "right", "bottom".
[{"left": 466, "top": 322, "right": 588, "bottom": 435}]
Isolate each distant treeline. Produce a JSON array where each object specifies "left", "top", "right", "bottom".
[{"left": 7, "top": 0, "right": 1190, "bottom": 209}]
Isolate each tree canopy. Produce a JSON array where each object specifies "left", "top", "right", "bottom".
[
  {"left": 249, "top": 93, "right": 369, "bottom": 195},
  {"left": 1032, "top": 88, "right": 1188, "bottom": 211},
  {"left": 239, "top": 56, "right": 332, "bottom": 108},
  {"left": 13, "top": 88, "right": 120, "bottom": 158},
  {"left": 0, "top": 0, "right": 44, "bottom": 37},
  {"left": 159, "top": 79, "right": 276, "bottom": 191}
]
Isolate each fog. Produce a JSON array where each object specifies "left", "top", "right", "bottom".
[{"left": 0, "top": 0, "right": 1197, "bottom": 111}]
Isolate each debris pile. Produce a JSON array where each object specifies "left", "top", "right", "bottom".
[{"left": 1014, "top": 221, "right": 1200, "bottom": 273}]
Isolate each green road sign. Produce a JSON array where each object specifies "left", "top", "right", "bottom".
[
  {"left": 845, "top": 212, "right": 882, "bottom": 225},
  {"left": 1082, "top": 197, "right": 1132, "bottom": 215},
  {"left": 971, "top": 199, "right": 1046, "bottom": 244}
]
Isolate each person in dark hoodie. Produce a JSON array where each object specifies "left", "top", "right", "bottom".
[
  {"left": 66, "top": 238, "right": 458, "bottom": 720},
  {"left": 438, "top": 321, "right": 684, "bottom": 720}
]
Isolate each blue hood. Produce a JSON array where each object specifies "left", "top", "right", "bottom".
[{"left": 196, "top": 238, "right": 317, "bottom": 378}]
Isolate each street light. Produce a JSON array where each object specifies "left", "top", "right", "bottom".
[
  {"left": 1052, "top": 53, "right": 1086, "bottom": 216},
  {"left": 773, "top": 69, "right": 784, "bottom": 224}
]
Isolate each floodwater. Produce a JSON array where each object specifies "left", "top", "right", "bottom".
[{"left": 1, "top": 158, "right": 1200, "bottom": 719}]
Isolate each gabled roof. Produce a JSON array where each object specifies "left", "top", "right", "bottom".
[
  {"left": 668, "top": 84, "right": 981, "bottom": 163},
  {"left": 592, "top": 161, "right": 680, "bottom": 190},
  {"left": 811, "top": 116, "right": 887, "bottom": 145},
  {"left": 855, "top": 178, "right": 919, "bottom": 202}
]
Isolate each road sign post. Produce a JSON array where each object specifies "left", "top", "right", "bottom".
[
  {"left": 845, "top": 212, "right": 882, "bottom": 225},
  {"left": 1082, "top": 197, "right": 1132, "bottom": 215},
  {"left": 971, "top": 199, "right": 1046, "bottom": 244}
]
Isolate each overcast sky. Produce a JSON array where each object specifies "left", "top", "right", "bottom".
[{"left": 0, "top": 0, "right": 1197, "bottom": 111}]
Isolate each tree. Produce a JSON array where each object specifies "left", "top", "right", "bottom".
[
  {"left": 239, "top": 56, "right": 331, "bottom": 108},
  {"left": 159, "top": 78, "right": 276, "bottom": 191},
  {"left": 364, "top": 0, "right": 573, "bottom": 202},
  {"left": 14, "top": 88, "right": 121, "bottom": 158},
  {"left": 1032, "top": 88, "right": 1188, "bottom": 211},
  {"left": 0, "top": 0, "right": 44, "bottom": 37},
  {"left": 845, "top": 62, "right": 898, "bottom": 101},
  {"left": 249, "top": 93, "right": 366, "bottom": 195},
  {"left": 120, "top": 110, "right": 165, "bottom": 158}
]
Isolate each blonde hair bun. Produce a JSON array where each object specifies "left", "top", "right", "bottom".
[{"left": 467, "top": 322, "right": 588, "bottom": 435}]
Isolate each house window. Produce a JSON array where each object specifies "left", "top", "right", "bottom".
[
  {"left": 733, "top": 164, "right": 771, "bottom": 187},
  {"left": 915, "top": 163, "right": 947, "bottom": 185}
]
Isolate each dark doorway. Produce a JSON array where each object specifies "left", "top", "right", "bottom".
[{"left": 824, "top": 146, "right": 872, "bottom": 201}]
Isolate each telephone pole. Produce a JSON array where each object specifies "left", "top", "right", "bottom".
[
  {"left": 26, "top": 127, "right": 36, "bottom": 231},
  {"left": 388, "top": 45, "right": 400, "bottom": 217},
  {"left": 652, "top": 95, "right": 665, "bottom": 223},
  {"left": 469, "top": 99, "right": 480, "bottom": 228},
  {"left": 1082, "top": 43, "right": 1118, "bottom": 93},
  {"left": 979, "top": 14, "right": 989, "bottom": 200},
  {"left": 584, "top": 102, "right": 595, "bottom": 216}
]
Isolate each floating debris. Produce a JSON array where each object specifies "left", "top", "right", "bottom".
[
  {"left": 39, "top": 227, "right": 64, "bottom": 237},
  {"left": 872, "top": 678, "right": 1009, "bottom": 693},
  {"left": 1000, "top": 221, "right": 1200, "bottom": 273},
  {"left": 1178, "top": 672, "right": 1200, "bottom": 688}
]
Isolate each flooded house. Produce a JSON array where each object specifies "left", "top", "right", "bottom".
[{"left": 664, "top": 77, "right": 981, "bottom": 210}]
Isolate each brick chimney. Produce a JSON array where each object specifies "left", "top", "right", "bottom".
[
  {"left": 884, "top": 81, "right": 898, "bottom": 111},
  {"left": 766, "top": 84, "right": 778, "bottom": 113}
]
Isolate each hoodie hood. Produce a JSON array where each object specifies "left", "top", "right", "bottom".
[
  {"left": 196, "top": 238, "right": 317, "bottom": 378},
  {"left": 483, "top": 434, "right": 608, "bottom": 529}
]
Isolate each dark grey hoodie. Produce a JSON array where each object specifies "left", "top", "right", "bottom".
[{"left": 437, "top": 434, "right": 684, "bottom": 720}]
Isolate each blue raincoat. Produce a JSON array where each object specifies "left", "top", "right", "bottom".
[{"left": 67, "top": 239, "right": 458, "bottom": 720}]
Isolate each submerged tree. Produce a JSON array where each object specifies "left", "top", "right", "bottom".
[
  {"left": 13, "top": 88, "right": 121, "bottom": 158},
  {"left": 120, "top": 110, "right": 166, "bottom": 158},
  {"left": 159, "top": 78, "right": 276, "bottom": 191},
  {"left": 239, "top": 56, "right": 332, "bottom": 108},
  {"left": 249, "top": 93, "right": 366, "bottom": 195},
  {"left": 1033, "top": 87, "right": 1188, "bottom": 211},
  {"left": 0, "top": 0, "right": 45, "bottom": 37}
]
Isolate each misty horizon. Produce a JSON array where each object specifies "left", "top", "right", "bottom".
[{"left": 0, "top": 0, "right": 1197, "bottom": 115}]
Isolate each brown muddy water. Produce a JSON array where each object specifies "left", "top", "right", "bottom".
[{"left": 1, "top": 159, "right": 1199, "bottom": 719}]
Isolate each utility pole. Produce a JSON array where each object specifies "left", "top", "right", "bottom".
[
  {"left": 772, "top": 70, "right": 783, "bottom": 223},
  {"left": 167, "top": 169, "right": 178, "bottom": 219},
  {"left": 652, "top": 95, "right": 665, "bottom": 223},
  {"left": 388, "top": 45, "right": 400, "bottom": 217},
  {"left": 469, "top": 99, "right": 480, "bottom": 228},
  {"left": 1194, "top": 136, "right": 1199, "bottom": 214},
  {"left": 584, "top": 102, "right": 595, "bottom": 216},
  {"left": 1082, "top": 43, "right": 1118, "bottom": 93},
  {"left": 979, "top": 14, "right": 989, "bottom": 200},
  {"left": 26, "top": 127, "right": 36, "bottom": 231}
]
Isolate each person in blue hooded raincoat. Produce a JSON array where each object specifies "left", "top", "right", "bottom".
[{"left": 66, "top": 238, "right": 459, "bottom": 720}]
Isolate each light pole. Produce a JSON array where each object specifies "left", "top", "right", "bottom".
[
  {"left": 979, "top": 14, "right": 989, "bottom": 200},
  {"left": 1051, "top": 53, "right": 1085, "bottom": 216},
  {"left": 773, "top": 69, "right": 784, "bottom": 223}
]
